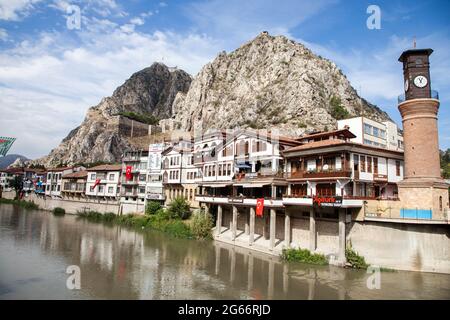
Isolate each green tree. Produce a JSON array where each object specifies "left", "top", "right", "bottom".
[
  {"left": 329, "top": 96, "right": 350, "bottom": 120},
  {"left": 191, "top": 210, "right": 214, "bottom": 239},
  {"left": 145, "top": 200, "right": 162, "bottom": 215},
  {"left": 9, "top": 175, "right": 23, "bottom": 200},
  {"left": 440, "top": 149, "right": 450, "bottom": 179},
  {"left": 167, "top": 196, "right": 191, "bottom": 220}
]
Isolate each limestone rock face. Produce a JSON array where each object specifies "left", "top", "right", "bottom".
[
  {"left": 36, "top": 63, "right": 192, "bottom": 166},
  {"left": 173, "top": 32, "right": 390, "bottom": 134}
]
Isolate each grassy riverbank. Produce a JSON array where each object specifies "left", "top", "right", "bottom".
[
  {"left": 77, "top": 198, "right": 213, "bottom": 240},
  {"left": 0, "top": 198, "right": 39, "bottom": 210}
]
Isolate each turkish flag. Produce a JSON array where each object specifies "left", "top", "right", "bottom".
[
  {"left": 93, "top": 178, "right": 101, "bottom": 189},
  {"left": 125, "top": 166, "right": 132, "bottom": 181},
  {"left": 256, "top": 198, "right": 264, "bottom": 217}
]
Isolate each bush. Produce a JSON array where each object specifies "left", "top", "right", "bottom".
[
  {"left": 163, "top": 220, "right": 193, "bottom": 238},
  {"left": 103, "top": 212, "right": 116, "bottom": 222},
  {"left": 191, "top": 210, "right": 214, "bottom": 240},
  {"left": 329, "top": 96, "right": 350, "bottom": 120},
  {"left": 52, "top": 207, "right": 66, "bottom": 216},
  {"left": 167, "top": 197, "right": 191, "bottom": 220},
  {"left": 281, "top": 248, "right": 328, "bottom": 265},
  {"left": 345, "top": 244, "right": 368, "bottom": 269},
  {"left": 145, "top": 201, "right": 162, "bottom": 215}
]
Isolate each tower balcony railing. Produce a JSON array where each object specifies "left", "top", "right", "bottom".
[{"left": 398, "top": 90, "right": 439, "bottom": 104}]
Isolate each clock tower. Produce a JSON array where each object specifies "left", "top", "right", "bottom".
[
  {"left": 399, "top": 48, "right": 433, "bottom": 100},
  {"left": 397, "top": 48, "right": 449, "bottom": 218}
]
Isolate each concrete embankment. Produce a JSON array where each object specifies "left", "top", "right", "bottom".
[{"left": 1, "top": 191, "right": 120, "bottom": 215}]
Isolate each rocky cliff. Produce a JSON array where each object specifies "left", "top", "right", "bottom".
[
  {"left": 173, "top": 32, "right": 390, "bottom": 134},
  {"left": 37, "top": 63, "right": 192, "bottom": 166}
]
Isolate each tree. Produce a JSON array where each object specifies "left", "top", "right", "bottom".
[
  {"left": 145, "top": 200, "right": 162, "bottom": 215},
  {"left": 440, "top": 149, "right": 450, "bottom": 179},
  {"left": 9, "top": 175, "right": 23, "bottom": 200},
  {"left": 329, "top": 96, "right": 350, "bottom": 120},
  {"left": 167, "top": 197, "right": 191, "bottom": 220}
]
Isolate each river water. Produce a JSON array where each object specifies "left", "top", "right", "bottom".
[{"left": 0, "top": 204, "right": 449, "bottom": 300}]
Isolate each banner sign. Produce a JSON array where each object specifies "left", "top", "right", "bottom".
[
  {"left": 0, "top": 137, "right": 16, "bottom": 157},
  {"left": 92, "top": 179, "right": 101, "bottom": 189},
  {"left": 313, "top": 196, "right": 342, "bottom": 207},
  {"left": 256, "top": 198, "right": 264, "bottom": 217},
  {"left": 125, "top": 166, "right": 132, "bottom": 181}
]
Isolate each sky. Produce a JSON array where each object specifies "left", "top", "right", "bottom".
[{"left": 0, "top": 0, "right": 449, "bottom": 159}]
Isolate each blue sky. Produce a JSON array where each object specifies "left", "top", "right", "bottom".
[{"left": 0, "top": 0, "right": 449, "bottom": 158}]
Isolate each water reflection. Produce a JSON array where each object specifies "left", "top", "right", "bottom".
[{"left": 0, "top": 204, "right": 449, "bottom": 300}]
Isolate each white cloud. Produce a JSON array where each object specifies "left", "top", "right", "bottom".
[
  {"left": 0, "top": 25, "right": 219, "bottom": 158},
  {"left": 0, "top": 0, "right": 42, "bottom": 21},
  {"left": 186, "top": 0, "right": 337, "bottom": 46},
  {"left": 0, "top": 28, "right": 7, "bottom": 41},
  {"left": 130, "top": 17, "right": 144, "bottom": 26}
]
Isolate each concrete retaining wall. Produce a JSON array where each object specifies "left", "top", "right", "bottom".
[
  {"left": 3, "top": 191, "right": 120, "bottom": 215},
  {"left": 348, "top": 221, "right": 450, "bottom": 273}
]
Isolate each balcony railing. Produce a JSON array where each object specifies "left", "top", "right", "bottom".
[
  {"left": 287, "top": 169, "right": 352, "bottom": 179},
  {"left": 398, "top": 90, "right": 439, "bottom": 103}
]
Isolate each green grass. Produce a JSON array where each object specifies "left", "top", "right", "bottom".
[
  {"left": 345, "top": 246, "right": 369, "bottom": 269},
  {"left": 281, "top": 248, "right": 328, "bottom": 265},
  {"left": 0, "top": 198, "right": 39, "bottom": 210},
  {"left": 77, "top": 209, "right": 196, "bottom": 240}
]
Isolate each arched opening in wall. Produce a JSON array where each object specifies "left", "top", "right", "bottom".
[{"left": 439, "top": 196, "right": 442, "bottom": 211}]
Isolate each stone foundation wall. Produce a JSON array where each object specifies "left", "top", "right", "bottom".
[
  {"left": 348, "top": 220, "right": 450, "bottom": 273},
  {"left": 14, "top": 192, "right": 120, "bottom": 215}
]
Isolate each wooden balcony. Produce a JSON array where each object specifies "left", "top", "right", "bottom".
[{"left": 287, "top": 169, "right": 352, "bottom": 180}]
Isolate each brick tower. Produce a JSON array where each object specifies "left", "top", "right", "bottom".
[{"left": 397, "top": 48, "right": 449, "bottom": 218}]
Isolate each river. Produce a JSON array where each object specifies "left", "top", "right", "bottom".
[{"left": 0, "top": 204, "right": 449, "bottom": 299}]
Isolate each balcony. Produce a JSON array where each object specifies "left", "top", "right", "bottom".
[
  {"left": 365, "top": 205, "right": 448, "bottom": 224},
  {"left": 121, "top": 179, "right": 139, "bottom": 185},
  {"left": 287, "top": 169, "right": 352, "bottom": 180},
  {"left": 121, "top": 190, "right": 138, "bottom": 197},
  {"left": 195, "top": 194, "right": 284, "bottom": 207},
  {"left": 398, "top": 90, "right": 439, "bottom": 103}
]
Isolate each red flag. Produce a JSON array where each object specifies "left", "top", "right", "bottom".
[
  {"left": 125, "top": 166, "right": 132, "bottom": 181},
  {"left": 256, "top": 198, "right": 264, "bottom": 217},
  {"left": 92, "top": 178, "right": 101, "bottom": 189}
]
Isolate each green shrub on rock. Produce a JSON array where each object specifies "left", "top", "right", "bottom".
[{"left": 52, "top": 207, "right": 66, "bottom": 216}]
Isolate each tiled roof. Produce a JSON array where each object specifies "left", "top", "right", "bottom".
[
  {"left": 62, "top": 171, "right": 88, "bottom": 179},
  {"left": 284, "top": 139, "right": 347, "bottom": 152},
  {"left": 86, "top": 164, "right": 122, "bottom": 172},
  {"left": 297, "top": 128, "right": 356, "bottom": 141}
]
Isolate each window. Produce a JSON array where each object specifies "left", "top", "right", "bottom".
[
  {"left": 98, "top": 185, "right": 104, "bottom": 193},
  {"left": 373, "top": 157, "right": 378, "bottom": 174},
  {"left": 360, "top": 156, "right": 366, "bottom": 172},
  {"left": 364, "top": 123, "right": 371, "bottom": 135},
  {"left": 108, "top": 186, "right": 114, "bottom": 194},
  {"left": 373, "top": 127, "right": 379, "bottom": 137},
  {"left": 367, "top": 157, "right": 372, "bottom": 173},
  {"left": 227, "top": 164, "right": 231, "bottom": 176},
  {"left": 139, "top": 186, "right": 145, "bottom": 194},
  {"left": 380, "top": 130, "right": 386, "bottom": 139},
  {"left": 218, "top": 164, "right": 222, "bottom": 176},
  {"left": 439, "top": 196, "right": 443, "bottom": 211},
  {"left": 90, "top": 186, "right": 94, "bottom": 192},
  {"left": 109, "top": 173, "right": 114, "bottom": 181},
  {"left": 396, "top": 161, "right": 401, "bottom": 176},
  {"left": 90, "top": 173, "right": 96, "bottom": 180},
  {"left": 57, "top": 185, "right": 61, "bottom": 191},
  {"left": 139, "top": 174, "right": 146, "bottom": 182}
]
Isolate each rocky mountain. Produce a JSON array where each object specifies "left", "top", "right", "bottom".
[
  {"left": 173, "top": 32, "right": 390, "bottom": 134},
  {"left": 37, "top": 63, "right": 192, "bottom": 166},
  {"left": 0, "top": 154, "right": 28, "bottom": 169}
]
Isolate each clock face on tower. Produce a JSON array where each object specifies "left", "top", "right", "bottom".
[{"left": 414, "top": 75, "right": 428, "bottom": 88}]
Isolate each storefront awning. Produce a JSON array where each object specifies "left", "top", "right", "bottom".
[
  {"left": 233, "top": 183, "right": 269, "bottom": 188},
  {"left": 202, "top": 184, "right": 231, "bottom": 188}
]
